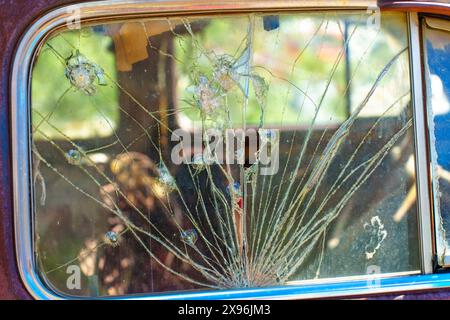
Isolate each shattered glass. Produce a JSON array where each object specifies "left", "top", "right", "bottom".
[
  {"left": 31, "top": 11, "right": 420, "bottom": 297},
  {"left": 423, "top": 18, "right": 450, "bottom": 266}
]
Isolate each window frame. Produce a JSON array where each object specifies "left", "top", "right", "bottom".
[{"left": 10, "top": 0, "right": 449, "bottom": 300}]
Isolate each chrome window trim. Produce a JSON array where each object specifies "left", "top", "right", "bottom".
[
  {"left": 409, "top": 12, "right": 434, "bottom": 274},
  {"left": 9, "top": 0, "right": 447, "bottom": 300}
]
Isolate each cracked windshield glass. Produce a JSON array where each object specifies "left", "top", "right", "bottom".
[{"left": 31, "top": 10, "right": 420, "bottom": 297}]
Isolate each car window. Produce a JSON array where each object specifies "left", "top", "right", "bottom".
[
  {"left": 30, "top": 10, "right": 419, "bottom": 297},
  {"left": 423, "top": 17, "right": 450, "bottom": 267}
]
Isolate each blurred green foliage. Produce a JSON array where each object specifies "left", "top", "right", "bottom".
[{"left": 174, "top": 14, "right": 348, "bottom": 128}]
